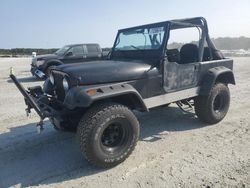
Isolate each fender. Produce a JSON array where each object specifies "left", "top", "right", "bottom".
[
  {"left": 199, "top": 66, "right": 235, "bottom": 95},
  {"left": 63, "top": 83, "right": 148, "bottom": 111}
]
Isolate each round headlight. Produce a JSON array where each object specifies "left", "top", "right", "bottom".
[
  {"left": 49, "top": 74, "right": 54, "bottom": 85},
  {"left": 62, "top": 77, "right": 69, "bottom": 91}
]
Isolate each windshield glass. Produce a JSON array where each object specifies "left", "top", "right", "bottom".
[
  {"left": 114, "top": 26, "right": 165, "bottom": 51},
  {"left": 55, "top": 45, "right": 71, "bottom": 55}
]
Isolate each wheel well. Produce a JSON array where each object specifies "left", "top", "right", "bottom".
[
  {"left": 92, "top": 93, "right": 148, "bottom": 112},
  {"left": 46, "top": 62, "right": 61, "bottom": 70},
  {"left": 216, "top": 72, "right": 235, "bottom": 85},
  {"left": 200, "top": 70, "right": 235, "bottom": 95}
]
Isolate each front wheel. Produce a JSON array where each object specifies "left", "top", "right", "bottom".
[
  {"left": 194, "top": 83, "right": 230, "bottom": 124},
  {"left": 77, "top": 103, "right": 139, "bottom": 168}
]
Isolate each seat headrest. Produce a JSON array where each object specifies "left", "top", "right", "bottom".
[{"left": 180, "top": 43, "right": 199, "bottom": 64}]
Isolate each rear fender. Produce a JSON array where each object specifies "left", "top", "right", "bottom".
[
  {"left": 199, "top": 66, "right": 235, "bottom": 95},
  {"left": 63, "top": 83, "right": 148, "bottom": 111}
]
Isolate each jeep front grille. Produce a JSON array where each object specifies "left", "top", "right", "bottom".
[{"left": 52, "top": 71, "right": 67, "bottom": 101}]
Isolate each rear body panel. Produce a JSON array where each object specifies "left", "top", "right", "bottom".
[
  {"left": 198, "top": 59, "right": 233, "bottom": 84},
  {"left": 163, "top": 58, "right": 233, "bottom": 93}
]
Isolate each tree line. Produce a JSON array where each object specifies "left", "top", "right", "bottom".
[
  {"left": 169, "top": 37, "right": 250, "bottom": 51},
  {"left": 1, "top": 37, "right": 250, "bottom": 56},
  {"left": 0, "top": 48, "right": 112, "bottom": 56},
  {"left": 0, "top": 48, "right": 58, "bottom": 56},
  {"left": 212, "top": 37, "right": 250, "bottom": 50}
]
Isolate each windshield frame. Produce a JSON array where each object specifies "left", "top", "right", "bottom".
[
  {"left": 111, "top": 22, "right": 169, "bottom": 60},
  {"left": 112, "top": 22, "right": 168, "bottom": 53},
  {"left": 54, "top": 45, "right": 71, "bottom": 56}
]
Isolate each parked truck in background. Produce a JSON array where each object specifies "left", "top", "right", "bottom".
[{"left": 31, "top": 43, "right": 104, "bottom": 78}]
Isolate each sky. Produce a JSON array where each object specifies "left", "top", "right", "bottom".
[{"left": 1, "top": 0, "right": 250, "bottom": 48}]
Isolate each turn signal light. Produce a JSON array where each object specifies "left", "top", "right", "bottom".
[{"left": 86, "top": 89, "right": 97, "bottom": 95}]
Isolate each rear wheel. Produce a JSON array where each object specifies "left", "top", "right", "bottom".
[
  {"left": 77, "top": 102, "right": 139, "bottom": 168},
  {"left": 194, "top": 83, "right": 230, "bottom": 124}
]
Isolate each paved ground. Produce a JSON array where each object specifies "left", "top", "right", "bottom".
[{"left": 0, "top": 57, "right": 249, "bottom": 188}]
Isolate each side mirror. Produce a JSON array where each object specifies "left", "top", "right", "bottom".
[{"left": 65, "top": 51, "right": 73, "bottom": 57}]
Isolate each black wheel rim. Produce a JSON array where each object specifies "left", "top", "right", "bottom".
[
  {"left": 213, "top": 93, "right": 224, "bottom": 113},
  {"left": 100, "top": 118, "right": 132, "bottom": 154}
]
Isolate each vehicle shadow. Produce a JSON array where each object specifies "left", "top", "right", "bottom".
[
  {"left": 0, "top": 106, "right": 208, "bottom": 187},
  {"left": 7, "top": 76, "right": 43, "bottom": 83}
]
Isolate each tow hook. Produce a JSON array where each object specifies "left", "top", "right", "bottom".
[
  {"left": 36, "top": 119, "right": 44, "bottom": 134},
  {"left": 25, "top": 107, "right": 31, "bottom": 117}
]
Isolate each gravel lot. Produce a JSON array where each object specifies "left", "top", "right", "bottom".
[{"left": 0, "top": 57, "right": 249, "bottom": 188}]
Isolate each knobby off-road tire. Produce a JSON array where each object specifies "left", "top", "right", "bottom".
[
  {"left": 77, "top": 103, "right": 139, "bottom": 168},
  {"left": 194, "top": 83, "right": 230, "bottom": 124}
]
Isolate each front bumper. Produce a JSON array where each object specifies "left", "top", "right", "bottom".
[
  {"left": 10, "top": 73, "right": 61, "bottom": 121},
  {"left": 30, "top": 64, "right": 46, "bottom": 79}
]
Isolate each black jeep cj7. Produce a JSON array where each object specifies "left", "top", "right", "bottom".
[{"left": 11, "top": 17, "right": 235, "bottom": 168}]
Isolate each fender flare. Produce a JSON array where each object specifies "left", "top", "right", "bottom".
[
  {"left": 199, "top": 66, "right": 235, "bottom": 95},
  {"left": 63, "top": 83, "right": 148, "bottom": 111}
]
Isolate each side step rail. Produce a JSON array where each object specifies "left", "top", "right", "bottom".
[{"left": 176, "top": 100, "right": 194, "bottom": 113}]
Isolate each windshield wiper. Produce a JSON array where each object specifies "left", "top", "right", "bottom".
[{"left": 130, "top": 45, "right": 141, "bottom": 50}]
